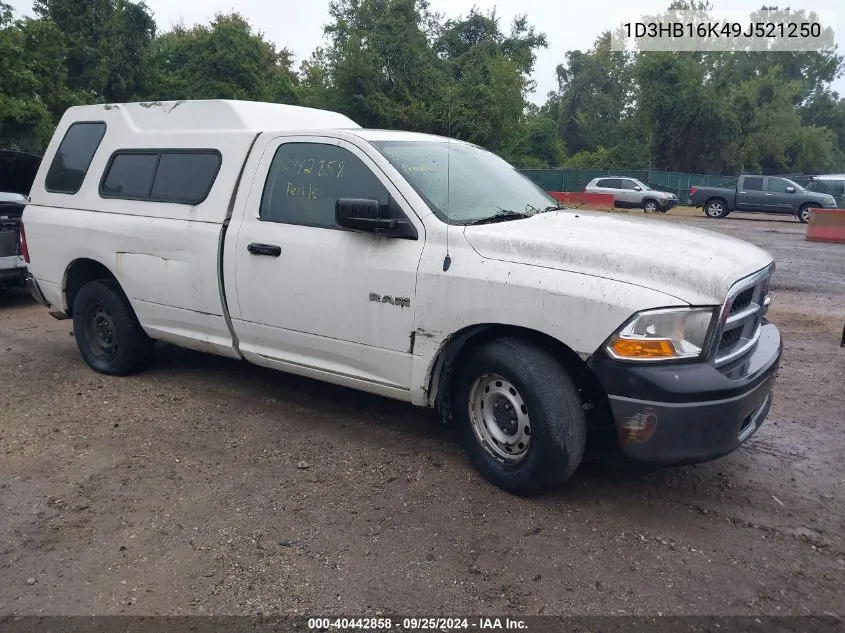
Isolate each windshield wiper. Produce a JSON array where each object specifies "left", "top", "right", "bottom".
[
  {"left": 543, "top": 204, "right": 566, "bottom": 212},
  {"left": 465, "top": 209, "right": 535, "bottom": 225}
]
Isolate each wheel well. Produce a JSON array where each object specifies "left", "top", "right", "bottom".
[
  {"left": 705, "top": 197, "right": 727, "bottom": 208},
  {"left": 642, "top": 197, "right": 659, "bottom": 205},
  {"left": 64, "top": 259, "right": 119, "bottom": 316},
  {"left": 430, "top": 324, "right": 612, "bottom": 429}
]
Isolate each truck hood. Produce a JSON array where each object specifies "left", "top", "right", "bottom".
[{"left": 462, "top": 210, "right": 774, "bottom": 305}]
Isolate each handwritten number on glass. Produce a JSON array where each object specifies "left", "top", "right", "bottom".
[{"left": 286, "top": 157, "right": 346, "bottom": 178}]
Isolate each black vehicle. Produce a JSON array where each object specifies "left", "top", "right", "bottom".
[
  {"left": 690, "top": 175, "right": 838, "bottom": 223},
  {"left": 0, "top": 149, "right": 41, "bottom": 290}
]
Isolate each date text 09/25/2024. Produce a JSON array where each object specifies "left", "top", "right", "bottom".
[{"left": 307, "top": 617, "right": 529, "bottom": 631}]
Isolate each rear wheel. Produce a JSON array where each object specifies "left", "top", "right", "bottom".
[
  {"left": 704, "top": 198, "right": 729, "bottom": 218},
  {"left": 72, "top": 280, "right": 153, "bottom": 375},
  {"left": 797, "top": 204, "right": 813, "bottom": 224},
  {"left": 453, "top": 338, "right": 586, "bottom": 495}
]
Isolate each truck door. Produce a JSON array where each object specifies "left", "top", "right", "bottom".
[
  {"left": 229, "top": 136, "right": 425, "bottom": 397},
  {"left": 736, "top": 176, "right": 765, "bottom": 211},
  {"left": 763, "top": 177, "right": 796, "bottom": 213}
]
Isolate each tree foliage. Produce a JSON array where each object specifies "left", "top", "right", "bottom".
[
  {"left": 544, "top": 4, "right": 845, "bottom": 173},
  {"left": 1, "top": 0, "right": 844, "bottom": 175}
]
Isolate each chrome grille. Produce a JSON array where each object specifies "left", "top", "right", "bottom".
[{"left": 712, "top": 265, "right": 773, "bottom": 367}]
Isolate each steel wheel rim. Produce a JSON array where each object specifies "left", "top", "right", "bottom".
[
  {"left": 85, "top": 302, "right": 119, "bottom": 360},
  {"left": 468, "top": 373, "right": 531, "bottom": 464},
  {"left": 801, "top": 207, "right": 811, "bottom": 222}
]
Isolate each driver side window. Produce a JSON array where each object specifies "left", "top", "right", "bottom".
[{"left": 260, "top": 143, "right": 390, "bottom": 228}]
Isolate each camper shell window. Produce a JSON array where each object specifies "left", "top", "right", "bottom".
[
  {"left": 99, "top": 149, "right": 221, "bottom": 204},
  {"left": 45, "top": 122, "right": 107, "bottom": 194}
]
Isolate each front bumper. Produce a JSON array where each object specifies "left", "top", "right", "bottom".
[
  {"left": 588, "top": 322, "right": 782, "bottom": 464},
  {"left": 661, "top": 198, "right": 679, "bottom": 210}
]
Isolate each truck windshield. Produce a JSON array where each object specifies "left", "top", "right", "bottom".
[{"left": 372, "top": 140, "right": 557, "bottom": 224}]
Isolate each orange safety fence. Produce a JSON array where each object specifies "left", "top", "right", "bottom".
[
  {"left": 549, "top": 191, "right": 616, "bottom": 211},
  {"left": 806, "top": 208, "right": 845, "bottom": 244}
]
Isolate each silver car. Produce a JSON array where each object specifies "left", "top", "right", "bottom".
[{"left": 585, "top": 177, "right": 678, "bottom": 213}]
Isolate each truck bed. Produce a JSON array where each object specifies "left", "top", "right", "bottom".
[{"left": 689, "top": 186, "right": 735, "bottom": 208}]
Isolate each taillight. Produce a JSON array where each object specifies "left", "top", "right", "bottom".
[
  {"left": 19, "top": 221, "right": 30, "bottom": 263},
  {"left": 689, "top": 186, "right": 697, "bottom": 196}
]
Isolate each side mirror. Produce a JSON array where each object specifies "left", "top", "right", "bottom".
[
  {"left": 335, "top": 198, "right": 417, "bottom": 239},
  {"left": 634, "top": 186, "right": 642, "bottom": 191},
  {"left": 785, "top": 186, "right": 795, "bottom": 193}
]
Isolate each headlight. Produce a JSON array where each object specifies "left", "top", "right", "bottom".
[{"left": 606, "top": 307, "right": 717, "bottom": 361}]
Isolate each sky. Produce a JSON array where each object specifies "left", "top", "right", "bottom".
[{"left": 8, "top": 0, "right": 845, "bottom": 104}]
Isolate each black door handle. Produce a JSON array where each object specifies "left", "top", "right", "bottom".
[{"left": 247, "top": 243, "right": 281, "bottom": 257}]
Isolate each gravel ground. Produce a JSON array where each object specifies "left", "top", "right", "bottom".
[{"left": 1, "top": 211, "right": 843, "bottom": 617}]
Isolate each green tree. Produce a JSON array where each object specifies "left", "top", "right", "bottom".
[
  {"left": 33, "top": 0, "right": 156, "bottom": 102},
  {"left": 0, "top": 2, "right": 52, "bottom": 144},
  {"left": 297, "top": 47, "right": 334, "bottom": 109},
  {"left": 634, "top": 51, "right": 741, "bottom": 173},
  {"left": 324, "top": 0, "right": 443, "bottom": 129},
  {"left": 801, "top": 90, "right": 845, "bottom": 169},
  {"left": 506, "top": 110, "right": 566, "bottom": 168},
  {"left": 546, "top": 33, "right": 634, "bottom": 156},
  {"left": 18, "top": 16, "right": 83, "bottom": 123},
  {"left": 148, "top": 13, "right": 298, "bottom": 102},
  {"left": 433, "top": 9, "right": 547, "bottom": 153},
  {"left": 731, "top": 66, "right": 837, "bottom": 172}
]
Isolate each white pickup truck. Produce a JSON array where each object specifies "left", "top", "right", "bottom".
[{"left": 22, "top": 100, "right": 782, "bottom": 495}]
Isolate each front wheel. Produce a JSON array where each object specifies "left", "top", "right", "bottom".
[
  {"left": 642, "top": 199, "right": 660, "bottom": 213},
  {"left": 453, "top": 338, "right": 587, "bottom": 495},
  {"left": 797, "top": 204, "right": 813, "bottom": 224},
  {"left": 72, "top": 280, "right": 153, "bottom": 375},
  {"left": 704, "top": 199, "right": 729, "bottom": 218}
]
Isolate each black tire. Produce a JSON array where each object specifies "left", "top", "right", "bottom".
[
  {"left": 797, "top": 204, "right": 813, "bottom": 224},
  {"left": 642, "top": 198, "right": 660, "bottom": 213},
  {"left": 704, "top": 198, "right": 729, "bottom": 218},
  {"left": 72, "top": 280, "right": 153, "bottom": 375},
  {"left": 452, "top": 338, "right": 587, "bottom": 495}
]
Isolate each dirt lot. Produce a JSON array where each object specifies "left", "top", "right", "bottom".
[{"left": 1, "top": 211, "right": 843, "bottom": 617}]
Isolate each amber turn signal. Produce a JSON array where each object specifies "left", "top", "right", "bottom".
[{"left": 609, "top": 338, "right": 676, "bottom": 359}]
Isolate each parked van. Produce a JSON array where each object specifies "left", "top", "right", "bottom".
[{"left": 22, "top": 100, "right": 782, "bottom": 494}]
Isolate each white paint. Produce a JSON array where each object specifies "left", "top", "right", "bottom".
[
  {"left": 24, "top": 100, "right": 776, "bottom": 408},
  {"left": 462, "top": 210, "right": 774, "bottom": 306}
]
